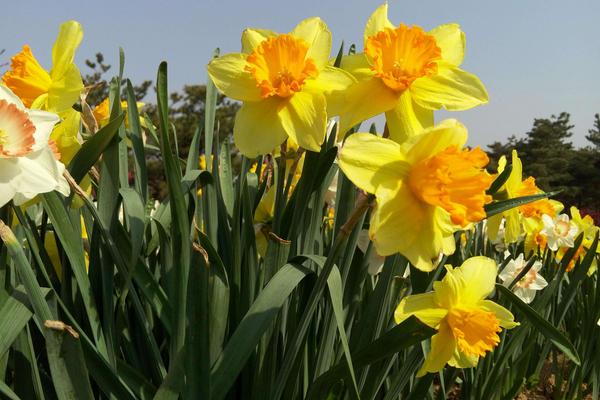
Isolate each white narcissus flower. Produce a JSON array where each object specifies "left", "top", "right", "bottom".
[
  {"left": 0, "top": 85, "right": 69, "bottom": 206},
  {"left": 499, "top": 253, "right": 547, "bottom": 304},
  {"left": 541, "top": 214, "right": 578, "bottom": 251}
]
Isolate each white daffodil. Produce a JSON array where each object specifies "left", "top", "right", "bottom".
[
  {"left": 0, "top": 85, "right": 69, "bottom": 206},
  {"left": 499, "top": 253, "right": 547, "bottom": 304},
  {"left": 541, "top": 214, "right": 578, "bottom": 251}
]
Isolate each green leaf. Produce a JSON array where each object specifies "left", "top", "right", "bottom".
[
  {"left": 484, "top": 192, "right": 559, "bottom": 218},
  {"left": 487, "top": 163, "right": 512, "bottom": 195},
  {"left": 307, "top": 317, "right": 436, "bottom": 399},
  {"left": 210, "top": 263, "right": 313, "bottom": 400},
  {"left": 0, "top": 290, "right": 33, "bottom": 358},
  {"left": 496, "top": 284, "right": 581, "bottom": 365},
  {"left": 67, "top": 113, "right": 125, "bottom": 184}
]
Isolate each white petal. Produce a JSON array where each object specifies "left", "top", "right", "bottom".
[
  {"left": 27, "top": 109, "right": 60, "bottom": 150},
  {"left": 10, "top": 148, "right": 69, "bottom": 205},
  {"left": 0, "top": 85, "right": 26, "bottom": 109}
]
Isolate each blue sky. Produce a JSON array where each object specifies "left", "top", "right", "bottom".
[{"left": 3, "top": 0, "right": 600, "bottom": 147}]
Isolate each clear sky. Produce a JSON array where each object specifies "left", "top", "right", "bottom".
[{"left": 3, "top": 0, "right": 600, "bottom": 148}]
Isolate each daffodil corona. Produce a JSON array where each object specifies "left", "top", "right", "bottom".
[
  {"left": 395, "top": 257, "right": 518, "bottom": 376},
  {"left": 338, "top": 119, "right": 493, "bottom": 271},
  {"left": 207, "top": 18, "right": 355, "bottom": 158},
  {"left": 337, "top": 3, "right": 488, "bottom": 143}
]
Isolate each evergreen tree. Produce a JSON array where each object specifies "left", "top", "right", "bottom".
[
  {"left": 586, "top": 113, "right": 600, "bottom": 150},
  {"left": 520, "top": 112, "right": 574, "bottom": 194}
]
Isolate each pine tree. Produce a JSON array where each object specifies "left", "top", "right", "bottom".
[
  {"left": 586, "top": 113, "right": 600, "bottom": 150},
  {"left": 520, "top": 112, "right": 574, "bottom": 196}
]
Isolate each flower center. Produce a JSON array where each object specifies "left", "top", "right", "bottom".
[
  {"left": 515, "top": 177, "right": 555, "bottom": 218},
  {"left": 408, "top": 146, "right": 493, "bottom": 226},
  {"left": 245, "top": 34, "right": 319, "bottom": 98},
  {"left": 365, "top": 25, "right": 441, "bottom": 92},
  {"left": 513, "top": 265, "right": 538, "bottom": 289},
  {"left": 447, "top": 307, "right": 501, "bottom": 357},
  {"left": 2, "top": 45, "right": 52, "bottom": 108},
  {"left": 0, "top": 99, "right": 36, "bottom": 157},
  {"left": 554, "top": 220, "right": 571, "bottom": 237}
]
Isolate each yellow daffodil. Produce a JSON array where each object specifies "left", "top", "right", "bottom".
[
  {"left": 3, "top": 21, "right": 84, "bottom": 165},
  {"left": 207, "top": 18, "right": 355, "bottom": 157},
  {"left": 338, "top": 119, "right": 493, "bottom": 271},
  {"left": 523, "top": 216, "right": 548, "bottom": 256},
  {"left": 3, "top": 21, "right": 83, "bottom": 114},
  {"left": 487, "top": 150, "right": 562, "bottom": 244},
  {"left": 337, "top": 3, "right": 488, "bottom": 142},
  {"left": 93, "top": 97, "right": 145, "bottom": 129},
  {"left": 395, "top": 257, "right": 518, "bottom": 376}
]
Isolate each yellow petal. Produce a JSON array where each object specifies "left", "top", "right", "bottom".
[
  {"left": 370, "top": 185, "right": 442, "bottom": 271},
  {"left": 51, "top": 21, "right": 83, "bottom": 80},
  {"left": 51, "top": 108, "right": 81, "bottom": 164},
  {"left": 448, "top": 347, "right": 479, "bottom": 369},
  {"left": 339, "top": 53, "right": 375, "bottom": 81},
  {"left": 279, "top": 91, "right": 327, "bottom": 153},
  {"left": 338, "top": 77, "right": 398, "bottom": 137},
  {"left": 417, "top": 321, "right": 455, "bottom": 377},
  {"left": 394, "top": 292, "right": 447, "bottom": 327},
  {"left": 338, "top": 133, "right": 408, "bottom": 194},
  {"left": 486, "top": 214, "right": 503, "bottom": 241},
  {"left": 207, "top": 53, "right": 262, "bottom": 102},
  {"left": 241, "top": 28, "right": 278, "bottom": 53},
  {"left": 429, "top": 24, "right": 465, "bottom": 66},
  {"left": 48, "top": 63, "right": 83, "bottom": 113},
  {"left": 233, "top": 98, "right": 287, "bottom": 158},
  {"left": 290, "top": 17, "right": 331, "bottom": 69},
  {"left": 401, "top": 119, "right": 468, "bottom": 164},
  {"left": 385, "top": 91, "right": 434, "bottom": 144},
  {"left": 304, "top": 66, "right": 356, "bottom": 116},
  {"left": 505, "top": 149, "right": 523, "bottom": 193},
  {"left": 457, "top": 256, "right": 497, "bottom": 304},
  {"left": 479, "top": 300, "right": 519, "bottom": 329},
  {"left": 364, "top": 3, "right": 395, "bottom": 45},
  {"left": 434, "top": 266, "right": 461, "bottom": 309},
  {"left": 503, "top": 209, "right": 522, "bottom": 244},
  {"left": 410, "top": 63, "right": 488, "bottom": 111},
  {"left": 255, "top": 185, "right": 276, "bottom": 223}
]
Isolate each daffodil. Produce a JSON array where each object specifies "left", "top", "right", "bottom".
[
  {"left": 487, "top": 150, "right": 562, "bottom": 244},
  {"left": 207, "top": 18, "right": 355, "bottom": 157},
  {"left": 337, "top": 3, "right": 488, "bottom": 142},
  {"left": 395, "top": 257, "right": 518, "bottom": 376},
  {"left": 499, "top": 253, "right": 547, "bottom": 303},
  {"left": 3, "top": 21, "right": 83, "bottom": 114},
  {"left": 93, "top": 97, "right": 145, "bottom": 129},
  {"left": 0, "top": 85, "right": 69, "bottom": 206},
  {"left": 3, "top": 21, "right": 84, "bottom": 164},
  {"left": 555, "top": 207, "right": 599, "bottom": 273},
  {"left": 338, "top": 119, "right": 492, "bottom": 271},
  {"left": 523, "top": 216, "right": 548, "bottom": 256},
  {"left": 542, "top": 214, "right": 578, "bottom": 251}
]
